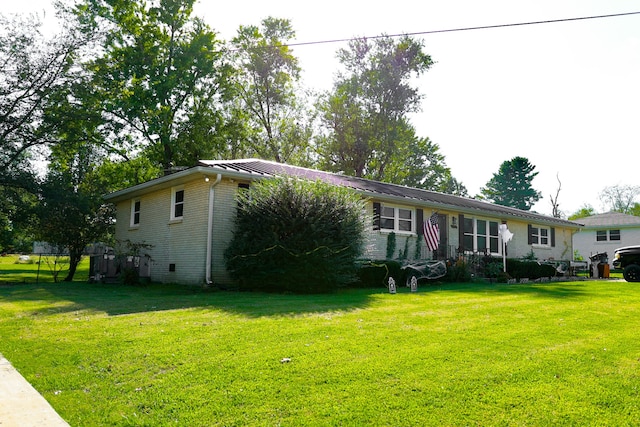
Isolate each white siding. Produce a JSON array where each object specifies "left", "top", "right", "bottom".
[
  {"left": 114, "top": 177, "right": 241, "bottom": 285},
  {"left": 112, "top": 177, "right": 578, "bottom": 285},
  {"left": 574, "top": 227, "right": 640, "bottom": 267}
]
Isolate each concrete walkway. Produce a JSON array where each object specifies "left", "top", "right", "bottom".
[{"left": 0, "top": 356, "right": 69, "bottom": 427}]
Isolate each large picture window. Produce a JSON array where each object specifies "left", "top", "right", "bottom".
[
  {"left": 379, "top": 205, "right": 414, "bottom": 233},
  {"left": 463, "top": 218, "right": 500, "bottom": 254}
]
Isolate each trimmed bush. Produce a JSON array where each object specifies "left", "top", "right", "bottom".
[
  {"left": 506, "top": 259, "right": 557, "bottom": 280},
  {"left": 224, "top": 177, "right": 366, "bottom": 293}
]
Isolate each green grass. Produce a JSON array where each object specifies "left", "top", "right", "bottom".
[
  {"left": 1, "top": 279, "right": 640, "bottom": 426},
  {"left": 0, "top": 254, "right": 89, "bottom": 284}
]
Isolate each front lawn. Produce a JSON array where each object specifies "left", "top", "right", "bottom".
[{"left": 1, "top": 280, "right": 639, "bottom": 425}]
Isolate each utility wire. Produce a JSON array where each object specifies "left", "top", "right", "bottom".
[{"left": 283, "top": 11, "right": 640, "bottom": 48}]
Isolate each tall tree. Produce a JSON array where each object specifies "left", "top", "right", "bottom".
[
  {"left": 34, "top": 105, "right": 116, "bottom": 281},
  {"left": 74, "top": 0, "right": 234, "bottom": 171},
  {"left": 0, "top": 12, "right": 80, "bottom": 182},
  {"left": 599, "top": 184, "right": 640, "bottom": 214},
  {"left": 317, "top": 35, "right": 433, "bottom": 181},
  {"left": 0, "top": 10, "right": 90, "bottom": 253},
  {"left": 479, "top": 156, "right": 542, "bottom": 211},
  {"left": 231, "top": 17, "right": 312, "bottom": 164},
  {"left": 34, "top": 168, "right": 114, "bottom": 282}
]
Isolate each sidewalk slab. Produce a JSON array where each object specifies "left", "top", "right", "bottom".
[{"left": 0, "top": 356, "right": 69, "bottom": 427}]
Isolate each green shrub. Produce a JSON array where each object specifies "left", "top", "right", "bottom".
[
  {"left": 355, "top": 260, "right": 402, "bottom": 288},
  {"left": 484, "top": 261, "right": 503, "bottom": 281},
  {"left": 120, "top": 267, "right": 140, "bottom": 286},
  {"left": 506, "top": 259, "right": 556, "bottom": 279},
  {"left": 224, "top": 177, "right": 366, "bottom": 293},
  {"left": 386, "top": 232, "right": 396, "bottom": 259},
  {"left": 446, "top": 259, "right": 473, "bottom": 282},
  {"left": 496, "top": 271, "right": 512, "bottom": 283}
]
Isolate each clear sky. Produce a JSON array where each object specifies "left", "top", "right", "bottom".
[{"left": 8, "top": 0, "right": 640, "bottom": 217}]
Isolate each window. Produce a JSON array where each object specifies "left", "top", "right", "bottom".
[
  {"left": 489, "top": 221, "right": 500, "bottom": 253},
  {"left": 463, "top": 217, "right": 500, "bottom": 254},
  {"left": 379, "top": 205, "right": 414, "bottom": 233},
  {"left": 529, "top": 225, "right": 554, "bottom": 247},
  {"left": 463, "top": 217, "right": 474, "bottom": 250},
  {"left": 130, "top": 199, "right": 141, "bottom": 227},
  {"left": 530, "top": 226, "right": 549, "bottom": 245},
  {"left": 597, "top": 229, "right": 620, "bottom": 242},
  {"left": 171, "top": 188, "right": 184, "bottom": 220}
]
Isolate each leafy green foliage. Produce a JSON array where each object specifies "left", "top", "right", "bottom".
[
  {"left": 568, "top": 204, "right": 596, "bottom": 220},
  {"left": 74, "top": 0, "right": 234, "bottom": 170},
  {"left": 32, "top": 170, "right": 114, "bottom": 282},
  {"left": 385, "top": 232, "right": 396, "bottom": 259},
  {"left": 224, "top": 177, "right": 366, "bottom": 293},
  {"left": 479, "top": 156, "right": 542, "bottom": 211},
  {"left": 446, "top": 259, "right": 473, "bottom": 282},
  {"left": 599, "top": 184, "right": 640, "bottom": 215},
  {"left": 231, "top": 17, "right": 312, "bottom": 164},
  {"left": 317, "top": 36, "right": 434, "bottom": 180},
  {"left": 0, "top": 12, "right": 79, "bottom": 181}
]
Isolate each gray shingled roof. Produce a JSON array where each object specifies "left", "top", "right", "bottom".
[
  {"left": 197, "top": 159, "right": 580, "bottom": 228},
  {"left": 575, "top": 212, "right": 640, "bottom": 228}
]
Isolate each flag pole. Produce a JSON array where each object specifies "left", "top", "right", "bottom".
[{"left": 502, "top": 236, "right": 507, "bottom": 272}]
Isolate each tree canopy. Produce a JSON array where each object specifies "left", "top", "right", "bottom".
[
  {"left": 317, "top": 36, "right": 434, "bottom": 181},
  {"left": 599, "top": 185, "right": 640, "bottom": 215},
  {"left": 74, "top": 0, "right": 234, "bottom": 171},
  {"left": 0, "top": 2, "right": 475, "bottom": 259},
  {"left": 479, "top": 156, "right": 542, "bottom": 211}
]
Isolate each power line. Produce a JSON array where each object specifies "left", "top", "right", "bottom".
[{"left": 284, "top": 11, "right": 640, "bottom": 48}]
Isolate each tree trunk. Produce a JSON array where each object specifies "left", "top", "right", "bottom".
[{"left": 63, "top": 250, "right": 82, "bottom": 282}]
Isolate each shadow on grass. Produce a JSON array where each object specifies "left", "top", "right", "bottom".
[
  {"left": 0, "top": 279, "right": 597, "bottom": 318},
  {"left": 425, "top": 279, "right": 592, "bottom": 299},
  {"left": 0, "top": 281, "right": 383, "bottom": 318}
]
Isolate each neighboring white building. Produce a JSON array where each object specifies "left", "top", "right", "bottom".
[{"left": 573, "top": 212, "right": 640, "bottom": 267}]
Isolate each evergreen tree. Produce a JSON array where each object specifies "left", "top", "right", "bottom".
[{"left": 479, "top": 156, "right": 541, "bottom": 211}]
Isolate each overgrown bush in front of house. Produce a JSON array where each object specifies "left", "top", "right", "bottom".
[
  {"left": 224, "top": 177, "right": 366, "bottom": 293},
  {"left": 354, "top": 260, "right": 402, "bottom": 288}
]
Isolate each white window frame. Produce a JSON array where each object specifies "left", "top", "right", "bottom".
[
  {"left": 596, "top": 229, "right": 621, "bottom": 242},
  {"left": 379, "top": 204, "right": 414, "bottom": 234},
  {"left": 463, "top": 217, "right": 500, "bottom": 255},
  {"left": 171, "top": 187, "right": 185, "bottom": 221},
  {"left": 531, "top": 226, "right": 550, "bottom": 246},
  {"left": 130, "top": 199, "right": 141, "bottom": 227}
]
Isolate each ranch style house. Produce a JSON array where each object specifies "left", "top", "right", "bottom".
[{"left": 104, "top": 159, "right": 582, "bottom": 285}]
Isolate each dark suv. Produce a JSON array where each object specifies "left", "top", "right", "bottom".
[{"left": 613, "top": 246, "right": 640, "bottom": 282}]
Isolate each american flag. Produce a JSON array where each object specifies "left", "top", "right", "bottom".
[{"left": 423, "top": 212, "right": 440, "bottom": 252}]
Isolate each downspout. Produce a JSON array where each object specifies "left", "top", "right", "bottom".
[{"left": 205, "top": 174, "right": 222, "bottom": 285}]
